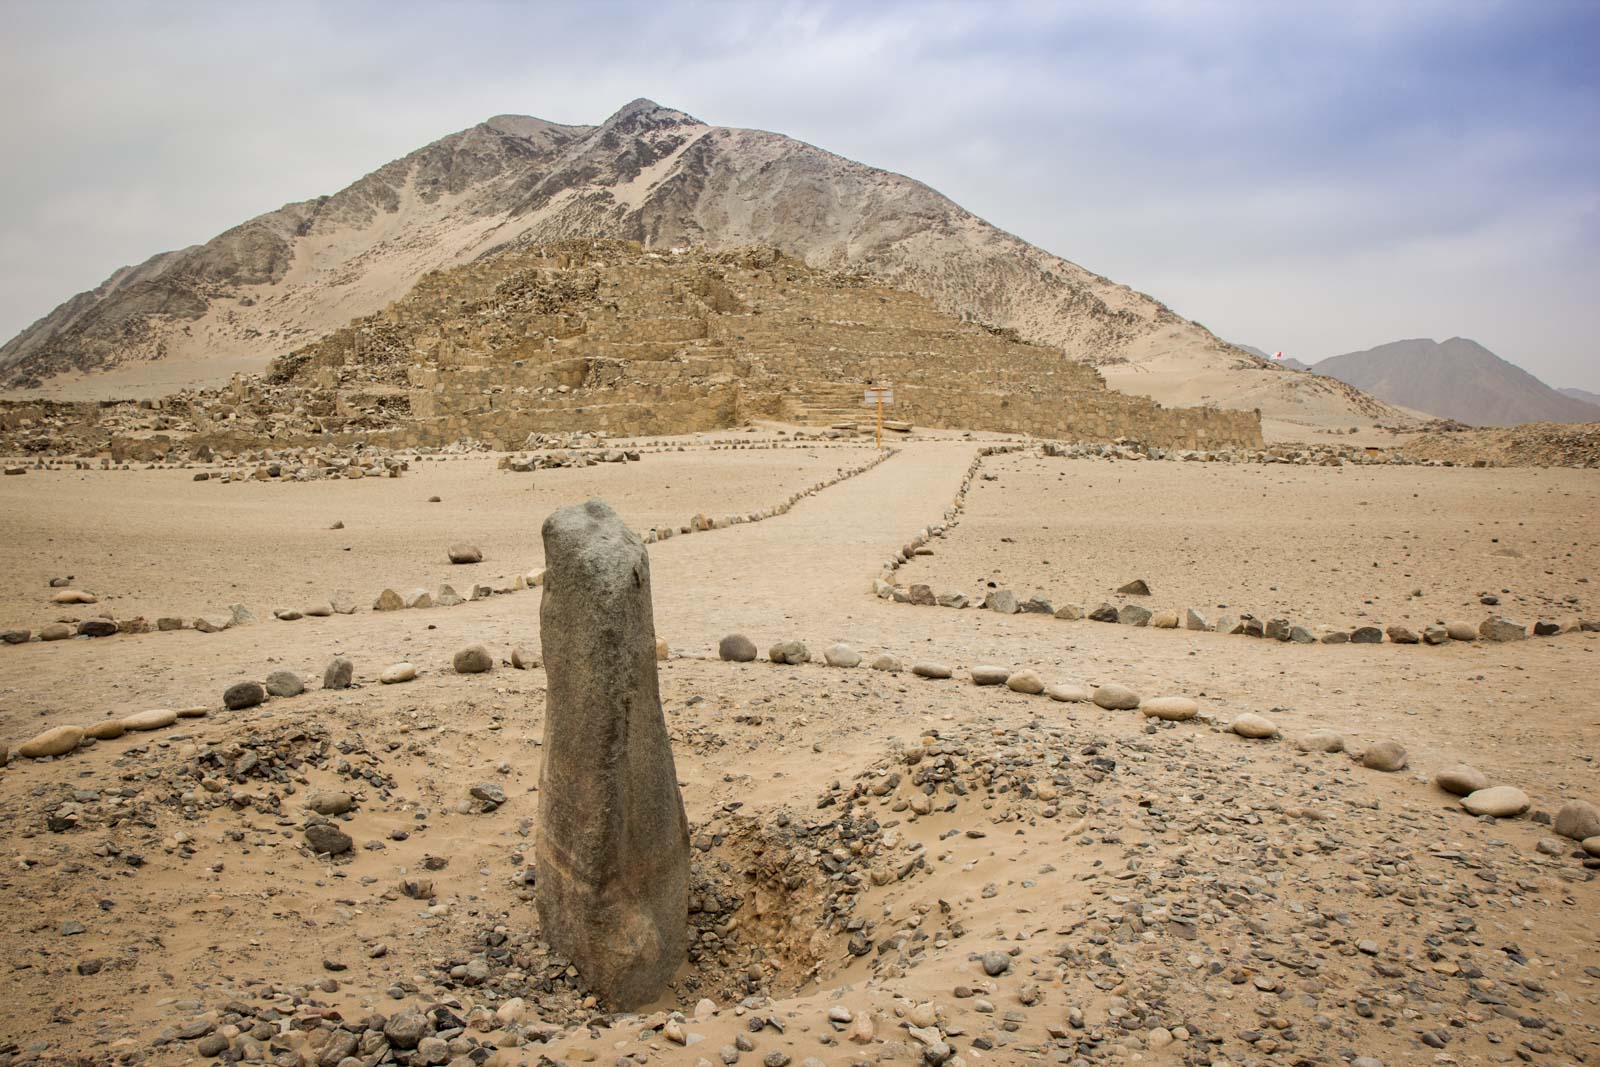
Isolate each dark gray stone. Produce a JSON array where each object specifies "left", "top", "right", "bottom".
[
  {"left": 323, "top": 657, "right": 353, "bottom": 689},
  {"left": 1118, "top": 604, "right": 1152, "bottom": 627},
  {"left": 265, "top": 670, "right": 304, "bottom": 698},
  {"left": 304, "top": 822, "right": 352, "bottom": 856},
  {"left": 224, "top": 681, "right": 266, "bottom": 710},
  {"left": 535, "top": 499, "right": 688, "bottom": 1010},
  {"left": 769, "top": 640, "right": 810, "bottom": 665},
  {"left": 453, "top": 644, "right": 493, "bottom": 673},
  {"left": 719, "top": 634, "right": 757, "bottom": 662},
  {"left": 983, "top": 589, "right": 1018, "bottom": 614}
]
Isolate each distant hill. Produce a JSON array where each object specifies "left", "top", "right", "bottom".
[
  {"left": 0, "top": 98, "right": 1401, "bottom": 428},
  {"left": 1311, "top": 338, "right": 1600, "bottom": 426},
  {"left": 1560, "top": 386, "right": 1600, "bottom": 406}
]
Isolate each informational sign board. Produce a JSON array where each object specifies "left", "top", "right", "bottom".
[{"left": 862, "top": 385, "right": 893, "bottom": 448}]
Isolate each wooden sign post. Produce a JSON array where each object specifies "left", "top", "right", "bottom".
[{"left": 862, "top": 384, "right": 894, "bottom": 449}]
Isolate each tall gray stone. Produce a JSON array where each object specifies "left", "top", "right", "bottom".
[{"left": 534, "top": 499, "right": 688, "bottom": 1010}]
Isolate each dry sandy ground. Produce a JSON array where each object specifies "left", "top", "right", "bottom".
[
  {"left": 0, "top": 445, "right": 877, "bottom": 632},
  {"left": 0, "top": 438, "right": 1596, "bottom": 1066},
  {"left": 893, "top": 450, "right": 1598, "bottom": 633}
]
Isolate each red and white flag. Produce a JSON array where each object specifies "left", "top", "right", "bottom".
[{"left": 1271, "top": 351, "right": 1284, "bottom": 360}]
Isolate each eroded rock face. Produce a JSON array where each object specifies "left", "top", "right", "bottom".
[{"left": 534, "top": 499, "right": 688, "bottom": 1010}]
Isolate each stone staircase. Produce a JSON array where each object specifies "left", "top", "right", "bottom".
[{"left": 783, "top": 380, "right": 873, "bottom": 426}]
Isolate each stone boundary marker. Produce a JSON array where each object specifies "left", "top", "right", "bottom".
[
  {"left": 870, "top": 445, "right": 1597, "bottom": 648},
  {"left": 5, "top": 623, "right": 1595, "bottom": 879},
  {"left": 0, "top": 448, "right": 897, "bottom": 648},
  {"left": 535, "top": 499, "right": 689, "bottom": 1010}
]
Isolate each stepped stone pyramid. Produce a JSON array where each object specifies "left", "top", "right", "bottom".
[{"left": 267, "top": 239, "right": 1262, "bottom": 450}]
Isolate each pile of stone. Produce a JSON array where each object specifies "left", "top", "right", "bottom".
[{"left": 498, "top": 447, "right": 639, "bottom": 471}]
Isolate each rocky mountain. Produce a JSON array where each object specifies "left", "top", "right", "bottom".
[
  {"left": 1312, "top": 338, "right": 1600, "bottom": 427},
  {"left": 1, "top": 99, "right": 1397, "bottom": 427},
  {"left": 1559, "top": 386, "right": 1600, "bottom": 407}
]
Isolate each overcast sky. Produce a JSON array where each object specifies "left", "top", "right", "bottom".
[{"left": 3, "top": 0, "right": 1597, "bottom": 388}]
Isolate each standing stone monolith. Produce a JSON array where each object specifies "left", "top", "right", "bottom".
[{"left": 535, "top": 499, "right": 689, "bottom": 1010}]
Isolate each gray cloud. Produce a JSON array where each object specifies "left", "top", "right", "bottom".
[{"left": 2, "top": 0, "right": 1595, "bottom": 388}]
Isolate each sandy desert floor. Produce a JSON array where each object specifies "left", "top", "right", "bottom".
[{"left": 0, "top": 435, "right": 1596, "bottom": 1067}]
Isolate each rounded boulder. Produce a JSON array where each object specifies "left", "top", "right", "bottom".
[
  {"left": 1461, "top": 786, "right": 1530, "bottom": 818},
  {"left": 768, "top": 640, "right": 810, "bottom": 665},
  {"left": 824, "top": 643, "right": 862, "bottom": 668},
  {"left": 265, "top": 670, "right": 305, "bottom": 698},
  {"left": 1295, "top": 729, "right": 1345, "bottom": 753},
  {"left": 122, "top": 708, "right": 178, "bottom": 732},
  {"left": 971, "top": 665, "right": 1011, "bottom": 687},
  {"left": 1360, "top": 740, "right": 1408, "bottom": 772},
  {"left": 718, "top": 634, "right": 757, "bottom": 662},
  {"left": 380, "top": 662, "right": 418, "bottom": 685},
  {"left": 1554, "top": 800, "right": 1600, "bottom": 841},
  {"left": 1231, "top": 713, "right": 1278, "bottom": 739},
  {"left": 224, "top": 681, "right": 266, "bottom": 710},
  {"left": 1140, "top": 696, "right": 1198, "bottom": 721},
  {"left": 1434, "top": 764, "right": 1490, "bottom": 797},
  {"left": 1092, "top": 684, "right": 1141, "bottom": 710},
  {"left": 1005, "top": 669, "right": 1045, "bottom": 695},
  {"left": 17, "top": 725, "right": 84, "bottom": 759},
  {"left": 453, "top": 645, "right": 493, "bottom": 674}
]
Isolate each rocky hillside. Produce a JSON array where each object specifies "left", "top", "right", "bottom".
[
  {"left": 1314, "top": 338, "right": 1600, "bottom": 427},
  {"left": 1, "top": 99, "right": 1398, "bottom": 427}
]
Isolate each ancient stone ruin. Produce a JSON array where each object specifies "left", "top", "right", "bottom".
[
  {"left": 0, "top": 240, "right": 1266, "bottom": 460},
  {"left": 534, "top": 498, "right": 689, "bottom": 1009}
]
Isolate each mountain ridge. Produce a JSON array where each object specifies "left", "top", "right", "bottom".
[
  {"left": 1311, "top": 337, "right": 1600, "bottom": 427},
  {"left": 1, "top": 99, "right": 1400, "bottom": 428}
]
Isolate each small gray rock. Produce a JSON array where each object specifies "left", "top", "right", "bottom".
[
  {"left": 719, "top": 634, "right": 757, "bottom": 662},
  {"left": 304, "top": 823, "right": 352, "bottom": 856},
  {"left": 769, "top": 640, "right": 810, "bottom": 665},
  {"left": 264, "top": 670, "right": 304, "bottom": 698},
  {"left": 1092, "top": 683, "right": 1140, "bottom": 710},
  {"left": 224, "top": 681, "right": 266, "bottom": 710},
  {"left": 1360, "top": 740, "right": 1408, "bottom": 772},
  {"left": 453, "top": 644, "right": 493, "bottom": 673},
  {"left": 1554, "top": 800, "right": 1600, "bottom": 841},
  {"left": 322, "top": 657, "right": 353, "bottom": 690}
]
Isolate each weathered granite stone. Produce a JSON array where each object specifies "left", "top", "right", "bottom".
[{"left": 535, "top": 499, "right": 689, "bottom": 1011}]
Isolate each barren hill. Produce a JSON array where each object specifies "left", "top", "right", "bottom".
[
  {"left": 1313, "top": 338, "right": 1600, "bottom": 427},
  {"left": 1, "top": 99, "right": 1397, "bottom": 428}
]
